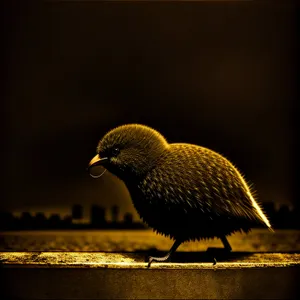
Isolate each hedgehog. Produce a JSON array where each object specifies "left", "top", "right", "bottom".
[{"left": 88, "top": 124, "right": 272, "bottom": 266}]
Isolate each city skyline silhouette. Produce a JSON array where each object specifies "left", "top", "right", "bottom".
[{"left": 0, "top": 202, "right": 299, "bottom": 231}]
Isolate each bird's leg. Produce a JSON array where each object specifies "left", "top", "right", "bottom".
[
  {"left": 220, "top": 235, "right": 232, "bottom": 252},
  {"left": 148, "top": 240, "right": 182, "bottom": 268},
  {"left": 207, "top": 235, "right": 232, "bottom": 265}
]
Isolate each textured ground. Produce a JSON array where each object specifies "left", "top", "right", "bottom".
[
  {"left": 1, "top": 252, "right": 299, "bottom": 269},
  {"left": 1, "top": 229, "right": 299, "bottom": 252}
]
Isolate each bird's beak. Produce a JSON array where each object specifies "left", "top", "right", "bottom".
[
  {"left": 87, "top": 155, "right": 108, "bottom": 170},
  {"left": 87, "top": 155, "right": 109, "bottom": 178}
]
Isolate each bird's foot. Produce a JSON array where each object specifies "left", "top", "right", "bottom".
[
  {"left": 206, "top": 247, "right": 231, "bottom": 265},
  {"left": 147, "top": 254, "right": 171, "bottom": 268},
  {"left": 213, "top": 257, "right": 217, "bottom": 265}
]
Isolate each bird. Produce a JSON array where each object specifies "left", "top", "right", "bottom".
[{"left": 87, "top": 124, "right": 273, "bottom": 267}]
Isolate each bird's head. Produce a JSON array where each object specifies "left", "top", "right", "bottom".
[{"left": 88, "top": 124, "right": 169, "bottom": 181}]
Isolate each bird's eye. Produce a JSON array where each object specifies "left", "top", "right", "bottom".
[{"left": 111, "top": 147, "right": 120, "bottom": 156}]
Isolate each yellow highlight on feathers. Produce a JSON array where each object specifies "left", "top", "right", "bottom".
[{"left": 234, "top": 166, "right": 273, "bottom": 230}]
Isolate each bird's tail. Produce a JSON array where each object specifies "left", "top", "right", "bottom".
[
  {"left": 231, "top": 163, "right": 275, "bottom": 232},
  {"left": 238, "top": 173, "right": 273, "bottom": 231}
]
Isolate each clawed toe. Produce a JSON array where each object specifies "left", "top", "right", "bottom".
[
  {"left": 147, "top": 254, "right": 171, "bottom": 268},
  {"left": 147, "top": 256, "right": 154, "bottom": 268}
]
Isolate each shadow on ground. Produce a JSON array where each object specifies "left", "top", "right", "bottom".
[{"left": 125, "top": 249, "right": 254, "bottom": 263}]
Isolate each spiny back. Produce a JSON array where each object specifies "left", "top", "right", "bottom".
[{"left": 136, "top": 143, "right": 271, "bottom": 230}]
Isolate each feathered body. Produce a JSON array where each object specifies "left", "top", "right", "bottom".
[
  {"left": 91, "top": 124, "right": 272, "bottom": 243},
  {"left": 127, "top": 143, "right": 270, "bottom": 242}
]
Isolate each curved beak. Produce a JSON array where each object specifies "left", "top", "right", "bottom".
[{"left": 87, "top": 155, "right": 108, "bottom": 171}]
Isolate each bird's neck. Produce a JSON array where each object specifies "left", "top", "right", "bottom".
[{"left": 119, "top": 149, "right": 169, "bottom": 186}]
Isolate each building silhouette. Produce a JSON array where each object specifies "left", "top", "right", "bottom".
[
  {"left": 48, "top": 214, "right": 61, "bottom": 229},
  {"left": 124, "top": 212, "right": 133, "bottom": 225},
  {"left": 34, "top": 212, "right": 47, "bottom": 229},
  {"left": 0, "top": 211, "right": 14, "bottom": 230},
  {"left": 111, "top": 205, "right": 119, "bottom": 223},
  {"left": 20, "top": 212, "right": 33, "bottom": 230},
  {"left": 90, "top": 205, "right": 106, "bottom": 228},
  {"left": 276, "top": 205, "right": 292, "bottom": 229},
  {"left": 72, "top": 204, "right": 83, "bottom": 220},
  {"left": 61, "top": 215, "right": 72, "bottom": 229},
  {"left": 262, "top": 202, "right": 276, "bottom": 225}
]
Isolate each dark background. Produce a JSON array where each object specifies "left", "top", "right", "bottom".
[{"left": 2, "top": 1, "right": 298, "bottom": 222}]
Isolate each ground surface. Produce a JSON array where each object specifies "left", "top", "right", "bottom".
[{"left": 1, "top": 252, "right": 299, "bottom": 269}]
